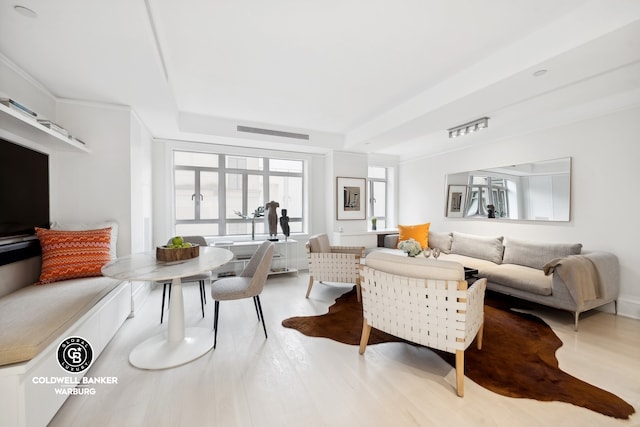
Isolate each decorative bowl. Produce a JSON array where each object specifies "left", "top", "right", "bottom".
[{"left": 156, "top": 244, "right": 199, "bottom": 262}]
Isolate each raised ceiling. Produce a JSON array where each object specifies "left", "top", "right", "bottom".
[{"left": 1, "top": 0, "right": 639, "bottom": 159}]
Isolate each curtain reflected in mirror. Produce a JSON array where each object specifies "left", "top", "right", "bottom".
[{"left": 446, "top": 158, "right": 571, "bottom": 222}]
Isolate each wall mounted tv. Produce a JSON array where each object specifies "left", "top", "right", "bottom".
[{"left": 0, "top": 138, "right": 50, "bottom": 241}]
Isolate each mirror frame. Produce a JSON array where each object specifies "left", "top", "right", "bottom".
[{"left": 445, "top": 157, "right": 571, "bottom": 222}]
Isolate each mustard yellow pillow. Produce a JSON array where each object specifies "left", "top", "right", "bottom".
[{"left": 397, "top": 223, "right": 430, "bottom": 249}]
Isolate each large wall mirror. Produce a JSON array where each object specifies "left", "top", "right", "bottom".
[{"left": 446, "top": 157, "right": 571, "bottom": 222}]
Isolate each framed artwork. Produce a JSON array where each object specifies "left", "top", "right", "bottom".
[
  {"left": 336, "top": 177, "right": 366, "bottom": 220},
  {"left": 447, "top": 185, "right": 467, "bottom": 218}
]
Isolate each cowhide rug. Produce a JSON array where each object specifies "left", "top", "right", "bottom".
[{"left": 282, "top": 288, "right": 635, "bottom": 419}]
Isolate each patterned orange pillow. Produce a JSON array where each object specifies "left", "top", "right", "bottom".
[{"left": 35, "top": 227, "right": 112, "bottom": 285}]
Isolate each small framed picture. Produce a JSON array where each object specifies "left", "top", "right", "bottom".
[
  {"left": 447, "top": 185, "right": 466, "bottom": 218},
  {"left": 337, "top": 177, "right": 366, "bottom": 220}
]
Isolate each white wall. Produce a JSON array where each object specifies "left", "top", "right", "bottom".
[
  {"left": 1, "top": 55, "right": 149, "bottom": 258},
  {"left": 398, "top": 106, "right": 640, "bottom": 318},
  {"left": 329, "top": 151, "right": 369, "bottom": 233},
  {"left": 130, "top": 113, "right": 153, "bottom": 253},
  {"left": 52, "top": 101, "right": 134, "bottom": 256},
  {"left": 0, "top": 54, "right": 55, "bottom": 120}
]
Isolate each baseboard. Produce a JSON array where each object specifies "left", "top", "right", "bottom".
[
  {"left": 617, "top": 296, "right": 640, "bottom": 320},
  {"left": 130, "top": 280, "right": 152, "bottom": 317}
]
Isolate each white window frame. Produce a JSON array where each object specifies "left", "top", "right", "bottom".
[{"left": 172, "top": 148, "right": 307, "bottom": 238}]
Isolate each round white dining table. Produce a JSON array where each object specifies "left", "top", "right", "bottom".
[{"left": 101, "top": 246, "right": 233, "bottom": 369}]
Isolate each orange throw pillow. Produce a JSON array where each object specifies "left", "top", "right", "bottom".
[
  {"left": 35, "top": 227, "right": 112, "bottom": 285},
  {"left": 397, "top": 223, "right": 430, "bottom": 249}
]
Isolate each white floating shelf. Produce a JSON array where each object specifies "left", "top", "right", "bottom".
[{"left": 0, "top": 103, "right": 89, "bottom": 153}]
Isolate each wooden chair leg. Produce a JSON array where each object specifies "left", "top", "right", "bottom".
[
  {"left": 455, "top": 350, "right": 464, "bottom": 397},
  {"left": 476, "top": 321, "right": 484, "bottom": 350},
  {"left": 356, "top": 279, "right": 361, "bottom": 303},
  {"left": 359, "top": 321, "right": 372, "bottom": 354},
  {"left": 305, "top": 275, "right": 314, "bottom": 298}
]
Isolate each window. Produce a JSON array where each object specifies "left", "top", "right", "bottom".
[
  {"left": 174, "top": 151, "right": 305, "bottom": 237},
  {"left": 368, "top": 166, "right": 388, "bottom": 229},
  {"left": 465, "top": 175, "right": 511, "bottom": 218}
]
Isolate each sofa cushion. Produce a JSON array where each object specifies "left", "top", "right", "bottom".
[
  {"left": 398, "top": 223, "right": 430, "bottom": 248},
  {"left": 450, "top": 232, "right": 504, "bottom": 264},
  {"left": 503, "top": 238, "right": 582, "bottom": 270},
  {"left": 365, "top": 251, "right": 463, "bottom": 281},
  {"left": 438, "top": 253, "right": 499, "bottom": 277},
  {"left": 36, "top": 227, "right": 112, "bottom": 285},
  {"left": 51, "top": 220, "right": 119, "bottom": 260},
  {"left": 429, "top": 231, "right": 453, "bottom": 254},
  {"left": 0, "top": 276, "right": 121, "bottom": 366},
  {"left": 308, "top": 234, "right": 331, "bottom": 253},
  {"left": 484, "top": 264, "right": 553, "bottom": 296}
]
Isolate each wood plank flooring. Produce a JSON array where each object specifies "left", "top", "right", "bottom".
[{"left": 50, "top": 273, "right": 640, "bottom": 426}]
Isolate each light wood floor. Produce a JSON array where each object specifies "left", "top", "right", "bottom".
[{"left": 50, "top": 272, "right": 640, "bottom": 427}]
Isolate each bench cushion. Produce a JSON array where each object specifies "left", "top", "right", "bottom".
[{"left": 0, "top": 276, "right": 121, "bottom": 367}]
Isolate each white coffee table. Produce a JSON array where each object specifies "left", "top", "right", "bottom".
[{"left": 101, "top": 246, "right": 233, "bottom": 369}]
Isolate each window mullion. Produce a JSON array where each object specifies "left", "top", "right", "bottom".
[
  {"left": 242, "top": 172, "right": 248, "bottom": 216},
  {"left": 194, "top": 170, "right": 201, "bottom": 220},
  {"left": 219, "top": 154, "right": 226, "bottom": 236}
]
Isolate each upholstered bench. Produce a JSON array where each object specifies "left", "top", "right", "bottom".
[
  {"left": 0, "top": 276, "right": 131, "bottom": 427},
  {"left": 0, "top": 276, "right": 125, "bottom": 367},
  {"left": 0, "top": 221, "right": 132, "bottom": 427}
]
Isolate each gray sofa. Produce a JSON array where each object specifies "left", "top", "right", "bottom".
[{"left": 379, "top": 231, "right": 619, "bottom": 330}]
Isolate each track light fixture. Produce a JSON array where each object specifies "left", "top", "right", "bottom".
[{"left": 448, "top": 117, "right": 489, "bottom": 139}]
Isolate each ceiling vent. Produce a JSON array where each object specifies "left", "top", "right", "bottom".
[{"left": 237, "top": 125, "right": 309, "bottom": 140}]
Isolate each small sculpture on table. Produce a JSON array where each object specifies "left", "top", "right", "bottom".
[
  {"left": 279, "top": 209, "right": 290, "bottom": 241},
  {"left": 266, "top": 200, "right": 280, "bottom": 241},
  {"left": 234, "top": 206, "right": 264, "bottom": 240},
  {"left": 487, "top": 204, "right": 496, "bottom": 219}
]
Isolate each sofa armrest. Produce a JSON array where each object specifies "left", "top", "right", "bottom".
[
  {"left": 383, "top": 234, "right": 399, "bottom": 248},
  {"left": 581, "top": 251, "right": 620, "bottom": 302}
]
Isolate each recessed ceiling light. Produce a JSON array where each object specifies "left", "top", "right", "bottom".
[
  {"left": 14, "top": 5, "right": 38, "bottom": 18},
  {"left": 533, "top": 69, "right": 547, "bottom": 77}
]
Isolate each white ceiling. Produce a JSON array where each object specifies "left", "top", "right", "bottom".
[{"left": 1, "top": 0, "right": 639, "bottom": 160}]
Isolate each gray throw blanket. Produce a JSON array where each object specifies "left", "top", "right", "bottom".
[{"left": 543, "top": 255, "right": 601, "bottom": 306}]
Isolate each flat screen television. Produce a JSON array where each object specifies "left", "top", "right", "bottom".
[{"left": 0, "top": 138, "right": 50, "bottom": 240}]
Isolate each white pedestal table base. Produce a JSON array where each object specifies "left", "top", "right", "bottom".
[{"left": 129, "top": 327, "right": 214, "bottom": 369}]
